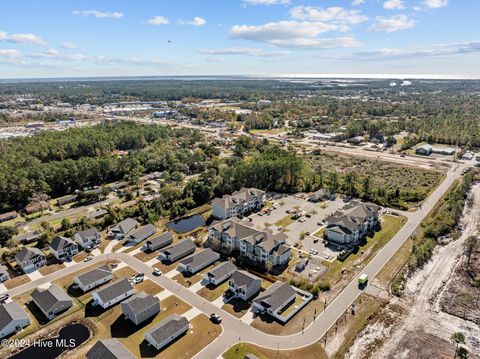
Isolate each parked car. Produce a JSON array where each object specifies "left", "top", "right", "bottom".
[
  {"left": 153, "top": 268, "right": 162, "bottom": 276},
  {"left": 313, "top": 238, "right": 319, "bottom": 243},
  {"left": 304, "top": 231, "right": 310, "bottom": 235},
  {"left": 0, "top": 293, "right": 9, "bottom": 303},
  {"left": 210, "top": 313, "right": 222, "bottom": 324},
  {"left": 84, "top": 255, "right": 94, "bottom": 262}
]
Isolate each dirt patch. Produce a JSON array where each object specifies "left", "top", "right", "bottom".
[
  {"left": 223, "top": 342, "right": 328, "bottom": 359},
  {"left": 3, "top": 273, "right": 31, "bottom": 289},
  {"left": 38, "top": 263, "right": 66, "bottom": 275},
  {"left": 386, "top": 330, "right": 454, "bottom": 359}
]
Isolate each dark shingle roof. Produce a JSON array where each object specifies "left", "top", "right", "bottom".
[
  {"left": 75, "top": 265, "right": 112, "bottom": 287},
  {"left": 111, "top": 218, "right": 138, "bottom": 235},
  {"left": 49, "top": 236, "right": 75, "bottom": 251},
  {"left": 179, "top": 248, "right": 219, "bottom": 269},
  {"left": 94, "top": 278, "right": 133, "bottom": 304},
  {"left": 253, "top": 281, "right": 296, "bottom": 312},
  {"left": 86, "top": 338, "right": 136, "bottom": 359},
  {"left": 230, "top": 270, "right": 260, "bottom": 290},
  {"left": 146, "top": 232, "right": 173, "bottom": 249},
  {"left": 15, "top": 247, "right": 45, "bottom": 263},
  {"left": 207, "top": 261, "right": 236, "bottom": 280},
  {"left": 0, "top": 302, "right": 29, "bottom": 333},
  {"left": 161, "top": 239, "right": 196, "bottom": 258},
  {"left": 128, "top": 224, "right": 157, "bottom": 240},
  {"left": 121, "top": 291, "right": 159, "bottom": 315},
  {"left": 75, "top": 227, "right": 99, "bottom": 240},
  {"left": 31, "top": 285, "right": 71, "bottom": 313},
  {"left": 146, "top": 314, "right": 189, "bottom": 345}
]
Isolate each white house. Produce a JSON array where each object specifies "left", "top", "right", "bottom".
[
  {"left": 228, "top": 270, "right": 261, "bottom": 301},
  {"left": 204, "top": 261, "right": 236, "bottom": 286},
  {"left": 49, "top": 236, "right": 79, "bottom": 262},
  {"left": 74, "top": 227, "right": 101, "bottom": 248},
  {"left": 31, "top": 285, "right": 73, "bottom": 320},
  {"left": 15, "top": 247, "right": 46, "bottom": 273},
  {"left": 177, "top": 249, "right": 220, "bottom": 274},
  {"left": 92, "top": 278, "right": 134, "bottom": 309},
  {"left": 74, "top": 264, "right": 113, "bottom": 292},
  {"left": 0, "top": 302, "right": 30, "bottom": 338},
  {"left": 144, "top": 314, "right": 189, "bottom": 351},
  {"left": 108, "top": 218, "right": 138, "bottom": 239}
]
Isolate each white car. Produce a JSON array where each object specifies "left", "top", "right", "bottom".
[
  {"left": 153, "top": 268, "right": 162, "bottom": 276},
  {"left": 84, "top": 255, "right": 94, "bottom": 262}
]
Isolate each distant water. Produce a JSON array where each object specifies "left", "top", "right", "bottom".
[{"left": 167, "top": 214, "right": 205, "bottom": 233}]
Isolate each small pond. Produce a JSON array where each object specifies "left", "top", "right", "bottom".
[
  {"left": 167, "top": 214, "right": 205, "bottom": 233},
  {"left": 10, "top": 322, "right": 90, "bottom": 359}
]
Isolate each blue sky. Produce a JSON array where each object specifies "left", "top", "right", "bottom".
[{"left": 0, "top": 0, "right": 479, "bottom": 78}]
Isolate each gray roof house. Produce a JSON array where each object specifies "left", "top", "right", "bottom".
[
  {"left": 159, "top": 239, "right": 196, "bottom": 263},
  {"left": 109, "top": 218, "right": 138, "bottom": 239},
  {"left": 49, "top": 236, "right": 79, "bottom": 261},
  {"left": 74, "top": 264, "right": 113, "bottom": 292},
  {"left": 15, "top": 247, "right": 47, "bottom": 273},
  {"left": 57, "top": 194, "right": 77, "bottom": 206},
  {"left": 309, "top": 188, "right": 335, "bottom": 202},
  {"left": 146, "top": 232, "right": 173, "bottom": 252},
  {"left": 92, "top": 278, "right": 135, "bottom": 309},
  {"left": 127, "top": 224, "right": 157, "bottom": 244},
  {"left": 121, "top": 291, "right": 160, "bottom": 325},
  {"left": 178, "top": 248, "right": 220, "bottom": 274},
  {"left": 86, "top": 338, "right": 136, "bottom": 359},
  {"left": 13, "top": 231, "right": 41, "bottom": 244},
  {"left": 325, "top": 202, "right": 380, "bottom": 245},
  {"left": 204, "top": 261, "right": 237, "bottom": 286},
  {"left": 0, "top": 266, "right": 9, "bottom": 283},
  {"left": 0, "top": 301, "right": 30, "bottom": 338},
  {"left": 74, "top": 227, "right": 101, "bottom": 248},
  {"left": 228, "top": 270, "right": 262, "bottom": 301},
  {"left": 144, "top": 314, "right": 189, "bottom": 351},
  {"left": 31, "top": 285, "right": 73, "bottom": 320},
  {"left": 252, "top": 281, "right": 296, "bottom": 322}
]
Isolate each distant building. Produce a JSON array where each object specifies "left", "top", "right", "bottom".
[
  {"left": 204, "top": 261, "right": 236, "bottom": 286},
  {"left": 159, "top": 239, "right": 196, "bottom": 263},
  {"left": 74, "top": 264, "right": 113, "bottom": 292},
  {"left": 14, "top": 231, "right": 41, "bottom": 245},
  {"left": 92, "top": 278, "right": 134, "bottom": 309},
  {"left": 31, "top": 285, "right": 72, "bottom": 320},
  {"left": 49, "top": 236, "right": 79, "bottom": 262},
  {"left": 24, "top": 201, "right": 50, "bottom": 214},
  {"left": 121, "top": 291, "right": 160, "bottom": 325},
  {"left": 86, "top": 338, "right": 136, "bottom": 359},
  {"left": 144, "top": 314, "right": 189, "bottom": 351},
  {"left": 177, "top": 248, "right": 220, "bottom": 274},
  {"left": 0, "top": 211, "right": 17, "bottom": 223},
  {"left": 227, "top": 270, "right": 261, "bottom": 301},
  {"left": 309, "top": 189, "right": 335, "bottom": 202},
  {"left": 15, "top": 247, "right": 46, "bottom": 273},
  {"left": 57, "top": 195, "right": 77, "bottom": 207},
  {"left": 0, "top": 301, "right": 30, "bottom": 338},
  {"left": 325, "top": 202, "right": 380, "bottom": 245},
  {"left": 211, "top": 187, "right": 266, "bottom": 220},
  {"left": 416, "top": 144, "right": 455, "bottom": 156},
  {"left": 208, "top": 219, "right": 291, "bottom": 267}
]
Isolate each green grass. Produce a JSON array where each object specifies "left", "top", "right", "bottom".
[
  {"left": 275, "top": 215, "right": 295, "bottom": 228},
  {"left": 322, "top": 214, "right": 406, "bottom": 285}
]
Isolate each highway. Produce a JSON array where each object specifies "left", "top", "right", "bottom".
[{"left": 2, "top": 162, "right": 469, "bottom": 359}]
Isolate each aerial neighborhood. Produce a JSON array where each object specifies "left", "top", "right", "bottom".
[{"left": 0, "top": 76, "right": 479, "bottom": 359}]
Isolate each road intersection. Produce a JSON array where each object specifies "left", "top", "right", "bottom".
[{"left": 1, "top": 161, "right": 470, "bottom": 359}]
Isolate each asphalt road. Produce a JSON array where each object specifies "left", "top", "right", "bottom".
[{"left": 2, "top": 162, "right": 467, "bottom": 359}]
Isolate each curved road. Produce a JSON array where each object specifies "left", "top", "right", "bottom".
[{"left": 2, "top": 163, "right": 468, "bottom": 359}]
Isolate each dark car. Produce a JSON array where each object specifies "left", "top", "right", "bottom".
[
  {"left": 0, "top": 293, "right": 9, "bottom": 303},
  {"left": 210, "top": 313, "right": 222, "bottom": 324}
]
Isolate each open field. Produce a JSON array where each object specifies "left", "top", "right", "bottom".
[
  {"left": 38, "top": 263, "right": 65, "bottom": 275},
  {"left": 134, "top": 249, "right": 160, "bottom": 262},
  {"left": 223, "top": 342, "right": 328, "bottom": 359}
]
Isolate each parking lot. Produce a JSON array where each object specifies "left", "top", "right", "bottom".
[{"left": 247, "top": 194, "right": 345, "bottom": 261}]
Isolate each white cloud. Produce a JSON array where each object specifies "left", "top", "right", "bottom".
[
  {"left": 180, "top": 17, "right": 206, "bottom": 26},
  {"left": 290, "top": 6, "right": 368, "bottom": 27},
  {"left": 369, "top": 15, "right": 415, "bottom": 33},
  {"left": 243, "top": 0, "right": 290, "bottom": 5},
  {"left": 42, "top": 49, "right": 59, "bottom": 57},
  {"left": 423, "top": 0, "right": 448, "bottom": 8},
  {"left": 205, "top": 57, "right": 227, "bottom": 63},
  {"left": 72, "top": 10, "right": 124, "bottom": 19},
  {"left": 352, "top": 0, "right": 365, "bottom": 5},
  {"left": 229, "top": 20, "right": 361, "bottom": 49},
  {"left": 0, "top": 49, "right": 22, "bottom": 58},
  {"left": 61, "top": 42, "right": 78, "bottom": 49},
  {"left": 353, "top": 40, "right": 480, "bottom": 60},
  {"left": 146, "top": 16, "right": 169, "bottom": 26},
  {"left": 199, "top": 47, "right": 289, "bottom": 57},
  {"left": 383, "top": 0, "right": 405, "bottom": 10},
  {"left": 0, "top": 31, "right": 46, "bottom": 45}
]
